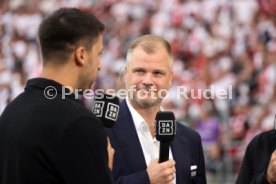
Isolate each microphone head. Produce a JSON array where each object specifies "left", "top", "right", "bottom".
[
  {"left": 155, "top": 111, "right": 176, "bottom": 142},
  {"left": 92, "top": 93, "right": 120, "bottom": 128}
]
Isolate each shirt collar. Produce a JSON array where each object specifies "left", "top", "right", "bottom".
[
  {"left": 25, "top": 78, "right": 79, "bottom": 101},
  {"left": 126, "top": 98, "right": 147, "bottom": 131},
  {"left": 126, "top": 98, "right": 166, "bottom": 131}
]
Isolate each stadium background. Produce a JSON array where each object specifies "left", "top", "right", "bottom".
[{"left": 0, "top": 0, "right": 275, "bottom": 183}]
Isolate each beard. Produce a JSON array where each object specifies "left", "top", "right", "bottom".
[
  {"left": 131, "top": 87, "right": 162, "bottom": 108},
  {"left": 133, "top": 96, "right": 161, "bottom": 108}
]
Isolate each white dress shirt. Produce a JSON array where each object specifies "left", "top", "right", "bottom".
[{"left": 126, "top": 99, "right": 176, "bottom": 184}]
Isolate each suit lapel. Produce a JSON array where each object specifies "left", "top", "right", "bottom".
[
  {"left": 111, "top": 100, "right": 147, "bottom": 172},
  {"left": 171, "top": 126, "right": 191, "bottom": 184}
]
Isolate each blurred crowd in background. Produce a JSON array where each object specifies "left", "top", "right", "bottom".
[{"left": 0, "top": 0, "right": 275, "bottom": 183}]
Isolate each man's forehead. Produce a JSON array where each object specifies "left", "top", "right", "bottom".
[
  {"left": 132, "top": 45, "right": 167, "bottom": 55},
  {"left": 128, "top": 60, "right": 170, "bottom": 71}
]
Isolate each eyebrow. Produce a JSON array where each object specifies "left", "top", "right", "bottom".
[
  {"left": 153, "top": 69, "right": 167, "bottom": 75},
  {"left": 132, "top": 67, "right": 167, "bottom": 74},
  {"left": 132, "top": 67, "right": 145, "bottom": 72}
]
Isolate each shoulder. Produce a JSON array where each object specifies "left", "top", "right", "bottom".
[
  {"left": 62, "top": 115, "right": 106, "bottom": 136},
  {"left": 247, "top": 130, "right": 276, "bottom": 149},
  {"left": 56, "top": 115, "right": 107, "bottom": 151},
  {"left": 176, "top": 122, "right": 202, "bottom": 142}
]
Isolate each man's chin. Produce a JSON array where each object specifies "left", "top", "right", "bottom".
[{"left": 134, "top": 97, "right": 160, "bottom": 108}]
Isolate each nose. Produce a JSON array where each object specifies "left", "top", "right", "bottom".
[{"left": 142, "top": 73, "right": 154, "bottom": 87}]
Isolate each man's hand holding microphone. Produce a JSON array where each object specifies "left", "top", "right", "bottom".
[
  {"left": 146, "top": 111, "right": 177, "bottom": 184},
  {"left": 93, "top": 95, "right": 177, "bottom": 183}
]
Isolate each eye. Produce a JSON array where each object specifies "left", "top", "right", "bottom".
[{"left": 153, "top": 71, "right": 165, "bottom": 76}]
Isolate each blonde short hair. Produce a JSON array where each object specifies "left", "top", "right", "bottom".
[{"left": 126, "top": 35, "right": 173, "bottom": 68}]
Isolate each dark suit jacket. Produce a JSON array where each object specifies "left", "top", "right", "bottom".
[
  {"left": 0, "top": 78, "right": 113, "bottom": 184},
  {"left": 236, "top": 130, "right": 276, "bottom": 184},
  {"left": 108, "top": 100, "right": 206, "bottom": 184}
]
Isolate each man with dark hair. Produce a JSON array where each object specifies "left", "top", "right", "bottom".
[{"left": 0, "top": 8, "right": 114, "bottom": 184}]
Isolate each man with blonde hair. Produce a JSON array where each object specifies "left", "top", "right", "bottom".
[{"left": 108, "top": 35, "right": 206, "bottom": 184}]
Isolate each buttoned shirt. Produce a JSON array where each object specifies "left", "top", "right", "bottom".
[{"left": 126, "top": 99, "right": 176, "bottom": 184}]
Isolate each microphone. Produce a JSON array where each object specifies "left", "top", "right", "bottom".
[
  {"left": 91, "top": 93, "right": 120, "bottom": 128},
  {"left": 154, "top": 111, "right": 176, "bottom": 163}
]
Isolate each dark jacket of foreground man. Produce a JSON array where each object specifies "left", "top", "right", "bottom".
[{"left": 0, "top": 78, "right": 114, "bottom": 184}]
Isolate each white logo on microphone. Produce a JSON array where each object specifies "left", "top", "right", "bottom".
[
  {"left": 158, "top": 120, "right": 174, "bottom": 135},
  {"left": 92, "top": 101, "right": 105, "bottom": 117},
  {"left": 105, "top": 103, "right": 119, "bottom": 121}
]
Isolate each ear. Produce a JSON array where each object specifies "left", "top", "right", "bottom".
[{"left": 74, "top": 46, "right": 88, "bottom": 66}]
